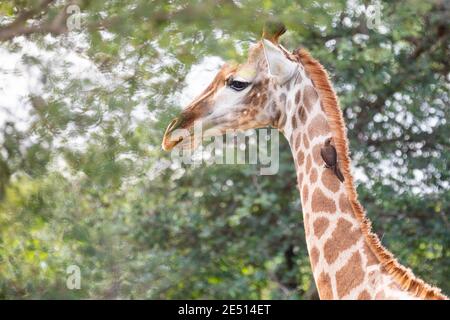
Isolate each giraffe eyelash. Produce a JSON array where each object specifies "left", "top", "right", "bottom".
[{"left": 226, "top": 77, "right": 251, "bottom": 91}]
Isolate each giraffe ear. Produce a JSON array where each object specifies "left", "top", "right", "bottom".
[{"left": 262, "top": 39, "right": 298, "bottom": 85}]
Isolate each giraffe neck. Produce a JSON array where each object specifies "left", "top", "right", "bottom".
[{"left": 274, "top": 51, "right": 444, "bottom": 300}]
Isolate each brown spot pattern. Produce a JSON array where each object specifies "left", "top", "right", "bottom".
[
  {"left": 297, "top": 151, "right": 305, "bottom": 167},
  {"left": 242, "top": 81, "right": 265, "bottom": 106},
  {"left": 324, "top": 218, "right": 361, "bottom": 264},
  {"left": 302, "top": 184, "right": 309, "bottom": 203},
  {"left": 311, "top": 188, "right": 335, "bottom": 213},
  {"left": 305, "top": 155, "right": 312, "bottom": 173},
  {"left": 295, "top": 90, "right": 302, "bottom": 105},
  {"left": 297, "top": 173, "right": 303, "bottom": 186},
  {"left": 310, "top": 168, "right": 318, "bottom": 183},
  {"left": 303, "top": 85, "right": 318, "bottom": 112},
  {"left": 317, "top": 272, "right": 333, "bottom": 300},
  {"left": 322, "top": 169, "right": 340, "bottom": 193},
  {"left": 363, "top": 243, "right": 379, "bottom": 266},
  {"left": 308, "top": 115, "right": 330, "bottom": 140},
  {"left": 252, "top": 95, "right": 260, "bottom": 106},
  {"left": 336, "top": 252, "right": 365, "bottom": 298},
  {"left": 358, "top": 290, "right": 371, "bottom": 300},
  {"left": 291, "top": 112, "right": 298, "bottom": 130},
  {"left": 260, "top": 93, "right": 267, "bottom": 106},
  {"left": 313, "top": 217, "right": 329, "bottom": 239},
  {"left": 294, "top": 134, "right": 302, "bottom": 151},
  {"left": 310, "top": 247, "right": 320, "bottom": 268},
  {"left": 303, "top": 133, "right": 310, "bottom": 149},
  {"left": 298, "top": 107, "right": 307, "bottom": 124},
  {"left": 312, "top": 144, "right": 323, "bottom": 164},
  {"left": 338, "top": 193, "right": 353, "bottom": 215}
]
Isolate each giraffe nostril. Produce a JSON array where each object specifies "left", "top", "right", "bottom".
[{"left": 167, "top": 118, "right": 180, "bottom": 133}]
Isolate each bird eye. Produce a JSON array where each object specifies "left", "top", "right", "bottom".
[{"left": 227, "top": 79, "right": 250, "bottom": 91}]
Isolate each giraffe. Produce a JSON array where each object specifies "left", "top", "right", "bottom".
[{"left": 161, "top": 23, "right": 447, "bottom": 300}]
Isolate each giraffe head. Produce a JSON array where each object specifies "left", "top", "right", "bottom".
[{"left": 162, "top": 24, "right": 299, "bottom": 151}]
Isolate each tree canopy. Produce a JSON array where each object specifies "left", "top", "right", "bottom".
[{"left": 0, "top": 0, "right": 448, "bottom": 299}]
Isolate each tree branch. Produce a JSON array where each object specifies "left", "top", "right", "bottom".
[{"left": 0, "top": 0, "right": 56, "bottom": 41}]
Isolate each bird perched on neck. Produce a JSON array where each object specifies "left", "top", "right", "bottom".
[{"left": 320, "top": 138, "right": 345, "bottom": 183}]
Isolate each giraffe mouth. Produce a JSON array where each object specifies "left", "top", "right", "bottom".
[
  {"left": 162, "top": 118, "right": 187, "bottom": 151},
  {"left": 162, "top": 134, "right": 184, "bottom": 151},
  {"left": 162, "top": 122, "right": 199, "bottom": 151},
  {"left": 162, "top": 116, "right": 230, "bottom": 152}
]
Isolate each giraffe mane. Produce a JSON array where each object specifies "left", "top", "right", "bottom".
[{"left": 294, "top": 48, "right": 447, "bottom": 300}]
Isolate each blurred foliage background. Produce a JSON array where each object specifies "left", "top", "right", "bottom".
[{"left": 0, "top": 0, "right": 448, "bottom": 299}]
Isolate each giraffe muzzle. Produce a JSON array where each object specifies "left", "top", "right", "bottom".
[{"left": 162, "top": 117, "right": 186, "bottom": 151}]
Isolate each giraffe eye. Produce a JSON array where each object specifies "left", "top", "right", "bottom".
[{"left": 228, "top": 79, "right": 250, "bottom": 91}]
